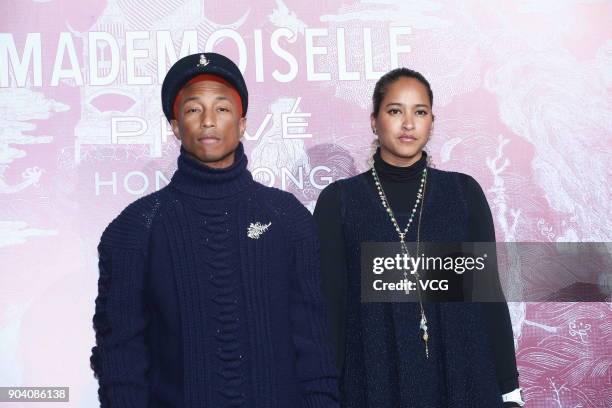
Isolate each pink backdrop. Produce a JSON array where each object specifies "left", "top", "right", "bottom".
[{"left": 1, "top": 1, "right": 611, "bottom": 406}]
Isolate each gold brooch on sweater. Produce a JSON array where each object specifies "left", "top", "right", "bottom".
[{"left": 247, "top": 222, "right": 271, "bottom": 239}]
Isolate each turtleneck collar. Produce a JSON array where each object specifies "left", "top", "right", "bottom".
[
  {"left": 170, "top": 142, "right": 253, "bottom": 199},
  {"left": 373, "top": 148, "right": 428, "bottom": 182}
]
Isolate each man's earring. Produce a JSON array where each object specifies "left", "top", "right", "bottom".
[{"left": 373, "top": 128, "right": 377, "bottom": 135}]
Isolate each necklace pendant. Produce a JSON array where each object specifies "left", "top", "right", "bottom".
[
  {"left": 420, "top": 314, "right": 427, "bottom": 328},
  {"left": 421, "top": 325, "right": 429, "bottom": 358},
  {"left": 399, "top": 232, "right": 405, "bottom": 243},
  {"left": 420, "top": 315, "right": 430, "bottom": 358}
]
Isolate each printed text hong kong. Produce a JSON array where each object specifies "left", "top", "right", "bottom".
[{"left": 1, "top": 27, "right": 413, "bottom": 87}]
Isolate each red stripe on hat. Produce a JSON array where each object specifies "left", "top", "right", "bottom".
[{"left": 172, "top": 74, "right": 243, "bottom": 119}]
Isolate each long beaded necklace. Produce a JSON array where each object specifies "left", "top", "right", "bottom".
[{"left": 371, "top": 164, "right": 430, "bottom": 358}]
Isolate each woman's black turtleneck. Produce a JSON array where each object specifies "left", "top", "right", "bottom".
[{"left": 313, "top": 149, "right": 520, "bottom": 396}]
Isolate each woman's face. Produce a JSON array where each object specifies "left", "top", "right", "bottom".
[{"left": 371, "top": 77, "right": 433, "bottom": 167}]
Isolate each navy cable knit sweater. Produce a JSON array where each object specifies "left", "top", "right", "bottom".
[{"left": 91, "top": 143, "right": 339, "bottom": 407}]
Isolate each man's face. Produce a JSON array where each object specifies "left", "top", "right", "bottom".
[{"left": 171, "top": 80, "right": 246, "bottom": 169}]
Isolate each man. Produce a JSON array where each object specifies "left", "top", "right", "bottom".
[{"left": 90, "top": 52, "right": 339, "bottom": 407}]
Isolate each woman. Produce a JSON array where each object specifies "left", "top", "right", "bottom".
[{"left": 314, "top": 68, "right": 523, "bottom": 407}]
